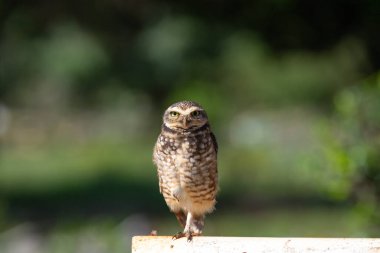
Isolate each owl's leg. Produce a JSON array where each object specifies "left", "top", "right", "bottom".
[
  {"left": 172, "top": 210, "right": 187, "bottom": 240},
  {"left": 183, "top": 212, "right": 204, "bottom": 241},
  {"left": 172, "top": 214, "right": 192, "bottom": 241},
  {"left": 172, "top": 211, "right": 195, "bottom": 241},
  {"left": 189, "top": 214, "right": 204, "bottom": 235},
  {"left": 172, "top": 212, "right": 204, "bottom": 241},
  {"left": 174, "top": 211, "right": 186, "bottom": 228}
]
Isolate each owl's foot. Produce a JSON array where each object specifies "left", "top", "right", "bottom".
[
  {"left": 186, "top": 232, "right": 193, "bottom": 242},
  {"left": 172, "top": 231, "right": 198, "bottom": 242},
  {"left": 172, "top": 231, "right": 185, "bottom": 240}
]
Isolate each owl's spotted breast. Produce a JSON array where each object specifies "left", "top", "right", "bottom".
[{"left": 154, "top": 126, "right": 217, "bottom": 212}]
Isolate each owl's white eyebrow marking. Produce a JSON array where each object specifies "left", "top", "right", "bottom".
[{"left": 169, "top": 106, "right": 203, "bottom": 115}]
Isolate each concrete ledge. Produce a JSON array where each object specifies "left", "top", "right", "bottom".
[{"left": 132, "top": 236, "right": 380, "bottom": 253}]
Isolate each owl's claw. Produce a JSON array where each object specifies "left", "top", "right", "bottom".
[
  {"left": 186, "top": 233, "right": 193, "bottom": 242},
  {"left": 172, "top": 231, "right": 193, "bottom": 242},
  {"left": 172, "top": 232, "right": 185, "bottom": 240}
]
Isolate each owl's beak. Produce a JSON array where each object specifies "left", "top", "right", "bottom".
[{"left": 183, "top": 117, "right": 190, "bottom": 128}]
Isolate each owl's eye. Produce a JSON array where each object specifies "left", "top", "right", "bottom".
[
  {"left": 191, "top": 110, "right": 201, "bottom": 117},
  {"left": 169, "top": 111, "right": 179, "bottom": 117}
]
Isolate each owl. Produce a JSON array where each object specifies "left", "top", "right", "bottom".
[{"left": 153, "top": 101, "right": 218, "bottom": 241}]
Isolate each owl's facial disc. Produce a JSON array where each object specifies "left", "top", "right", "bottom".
[{"left": 164, "top": 106, "right": 208, "bottom": 130}]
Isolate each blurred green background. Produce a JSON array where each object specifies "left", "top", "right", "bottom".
[{"left": 1, "top": 0, "right": 380, "bottom": 252}]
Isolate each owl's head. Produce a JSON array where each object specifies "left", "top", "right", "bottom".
[{"left": 163, "top": 101, "right": 209, "bottom": 131}]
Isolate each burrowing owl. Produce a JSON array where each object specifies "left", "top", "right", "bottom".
[{"left": 153, "top": 101, "right": 218, "bottom": 241}]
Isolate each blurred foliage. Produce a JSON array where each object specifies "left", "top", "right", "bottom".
[
  {"left": 1, "top": 0, "right": 380, "bottom": 252},
  {"left": 315, "top": 73, "right": 380, "bottom": 235}
]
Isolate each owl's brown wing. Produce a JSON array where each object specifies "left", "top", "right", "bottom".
[
  {"left": 210, "top": 132, "right": 218, "bottom": 154},
  {"left": 153, "top": 144, "right": 164, "bottom": 194},
  {"left": 157, "top": 171, "right": 164, "bottom": 194}
]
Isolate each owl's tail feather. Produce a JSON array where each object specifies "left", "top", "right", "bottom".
[{"left": 174, "top": 211, "right": 186, "bottom": 228}]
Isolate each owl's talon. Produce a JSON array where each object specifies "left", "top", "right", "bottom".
[
  {"left": 186, "top": 233, "right": 193, "bottom": 242},
  {"left": 172, "top": 232, "right": 185, "bottom": 240}
]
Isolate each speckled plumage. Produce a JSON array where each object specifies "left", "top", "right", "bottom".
[{"left": 153, "top": 101, "right": 218, "bottom": 240}]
